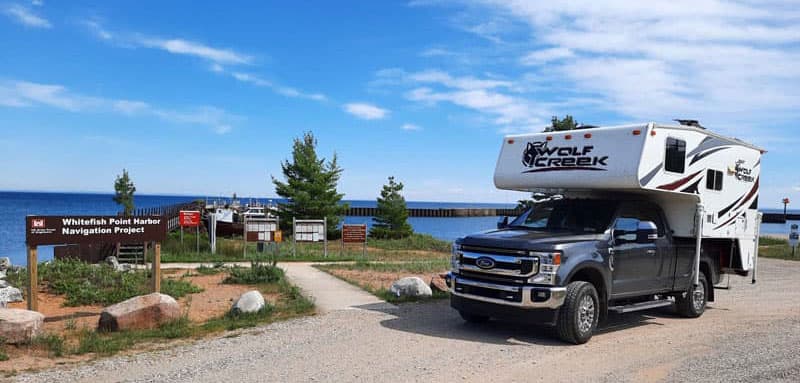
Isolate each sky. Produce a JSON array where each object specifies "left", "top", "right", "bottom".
[{"left": 0, "top": 0, "right": 798, "bottom": 207}]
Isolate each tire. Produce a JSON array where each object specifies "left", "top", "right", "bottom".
[
  {"left": 459, "top": 310, "right": 490, "bottom": 324},
  {"left": 556, "top": 281, "right": 600, "bottom": 344},
  {"left": 676, "top": 273, "right": 708, "bottom": 318}
]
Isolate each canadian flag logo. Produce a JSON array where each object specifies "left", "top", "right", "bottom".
[{"left": 32, "top": 219, "right": 45, "bottom": 228}]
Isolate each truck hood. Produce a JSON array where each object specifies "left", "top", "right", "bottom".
[{"left": 459, "top": 229, "right": 603, "bottom": 251}]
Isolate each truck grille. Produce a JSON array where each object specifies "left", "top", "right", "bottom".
[
  {"left": 456, "top": 247, "right": 539, "bottom": 283},
  {"left": 453, "top": 279, "right": 523, "bottom": 303}
]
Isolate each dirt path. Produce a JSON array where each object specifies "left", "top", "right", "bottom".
[{"left": 11, "top": 258, "right": 800, "bottom": 383}]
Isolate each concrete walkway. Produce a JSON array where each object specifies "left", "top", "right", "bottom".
[{"left": 155, "top": 262, "right": 394, "bottom": 314}]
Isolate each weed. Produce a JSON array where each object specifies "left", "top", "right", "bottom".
[
  {"left": 223, "top": 262, "right": 284, "bottom": 284},
  {"left": 64, "top": 318, "right": 77, "bottom": 331},
  {"left": 32, "top": 333, "right": 66, "bottom": 357},
  {"left": 196, "top": 264, "right": 225, "bottom": 275}
]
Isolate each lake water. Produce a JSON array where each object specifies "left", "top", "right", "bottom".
[{"left": 0, "top": 191, "right": 795, "bottom": 265}]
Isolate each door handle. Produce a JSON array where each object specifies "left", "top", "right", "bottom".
[{"left": 646, "top": 249, "right": 656, "bottom": 255}]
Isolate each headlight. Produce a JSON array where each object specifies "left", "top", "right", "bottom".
[
  {"left": 528, "top": 251, "right": 561, "bottom": 285},
  {"left": 451, "top": 243, "right": 461, "bottom": 271}
]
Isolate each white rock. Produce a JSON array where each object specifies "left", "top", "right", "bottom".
[
  {"left": 232, "top": 290, "right": 266, "bottom": 314},
  {"left": 0, "top": 308, "right": 44, "bottom": 344},
  {"left": 390, "top": 277, "right": 433, "bottom": 298},
  {"left": 0, "top": 286, "right": 23, "bottom": 304}
]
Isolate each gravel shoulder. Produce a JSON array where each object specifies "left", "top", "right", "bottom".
[{"left": 11, "top": 258, "right": 800, "bottom": 383}]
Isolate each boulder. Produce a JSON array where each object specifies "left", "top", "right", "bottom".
[
  {"left": 231, "top": 290, "right": 266, "bottom": 314},
  {"left": 105, "top": 256, "right": 132, "bottom": 273},
  {"left": 0, "top": 257, "right": 9, "bottom": 279},
  {"left": 0, "top": 308, "right": 44, "bottom": 344},
  {"left": 390, "top": 277, "right": 433, "bottom": 298},
  {"left": 98, "top": 293, "right": 181, "bottom": 332},
  {"left": 0, "top": 286, "right": 23, "bottom": 305},
  {"left": 429, "top": 276, "right": 449, "bottom": 293}
]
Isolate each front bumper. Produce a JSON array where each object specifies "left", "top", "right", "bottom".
[{"left": 446, "top": 273, "right": 567, "bottom": 309}]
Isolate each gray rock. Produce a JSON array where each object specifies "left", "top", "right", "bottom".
[
  {"left": 390, "top": 277, "right": 433, "bottom": 298},
  {"left": 0, "top": 286, "right": 23, "bottom": 304},
  {"left": 0, "top": 309, "right": 44, "bottom": 344},
  {"left": 105, "top": 256, "right": 132, "bottom": 272},
  {"left": 232, "top": 290, "right": 266, "bottom": 314},
  {"left": 0, "top": 257, "right": 10, "bottom": 270},
  {"left": 0, "top": 279, "right": 8, "bottom": 288}
]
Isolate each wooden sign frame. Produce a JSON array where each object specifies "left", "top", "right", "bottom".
[
  {"left": 293, "top": 217, "right": 327, "bottom": 257},
  {"left": 341, "top": 224, "right": 367, "bottom": 257}
]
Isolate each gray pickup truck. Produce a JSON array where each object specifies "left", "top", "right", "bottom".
[{"left": 446, "top": 197, "right": 719, "bottom": 344}]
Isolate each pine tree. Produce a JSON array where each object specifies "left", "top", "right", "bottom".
[
  {"left": 272, "top": 132, "right": 348, "bottom": 237},
  {"left": 113, "top": 169, "right": 136, "bottom": 215},
  {"left": 369, "top": 176, "right": 413, "bottom": 239},
  {"left": 545, "top": 115, "right": 579, "bottom": 132}
]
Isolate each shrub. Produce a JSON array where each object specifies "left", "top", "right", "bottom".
[{"left": 223, "top": 262, "right": 284, "bottom": 285}]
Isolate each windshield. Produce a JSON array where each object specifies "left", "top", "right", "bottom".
[{"left": 509, "top": 200, "right": 618, "bottom": 234}]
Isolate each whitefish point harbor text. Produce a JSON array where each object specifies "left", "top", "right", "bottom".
[{"left": 60, "top": 217, "right": 162, "bottom": 235}]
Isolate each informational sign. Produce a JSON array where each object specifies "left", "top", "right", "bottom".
[
  {"left": 294, "top": 219, "right": 326, "bottom": 242},
  {"left": 244, "top": 217, "right": 278, "bottom": 242},
  {"left": 790, "top": 224, "right": 799, "bottom": 249},
  {"left": 179, "top": 211, "right": 201, "bottom": 227},
  {"left": 342, "top": 224, "right": 367, "bottom": 243},
  {"left": 293, "top": 218, "right": 327, "bottom": 257},
  {"left": 26, "top": 216, "right": 166, "bottom": 246}
]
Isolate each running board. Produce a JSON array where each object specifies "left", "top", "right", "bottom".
[{"left": 609, "top": 300, "right": 673, "bottom": 314}]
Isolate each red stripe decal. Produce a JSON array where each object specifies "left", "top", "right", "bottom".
[{"left": 657, "top": 170, "right": 703, "bottom": 191}]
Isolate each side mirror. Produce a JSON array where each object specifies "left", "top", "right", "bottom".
[
  {"left": 636, "top": 221, "right": 658, "bottom": 243},
  {"left": 497, "top": 216, "right": 509, "bottom": 229}
]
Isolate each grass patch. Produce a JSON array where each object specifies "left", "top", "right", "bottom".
[
  {"left": 366, "top": 233, "right": 451, "bottom": 253},
  {"left": 31, "top": 333, "right": 66, "bottom": 357},
  {"left": 760, "top": 236, "right": 789, "bottom": 246},
  {"left": 223, "top": 262, "right": 284, "bottom": 284},
  {"left": 195, "top": 264, "right": 225, "bottom": 275}
]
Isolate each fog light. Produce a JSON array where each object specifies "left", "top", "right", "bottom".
[{"left": 532, "top": 289, "right": 550, "bottom": 302}]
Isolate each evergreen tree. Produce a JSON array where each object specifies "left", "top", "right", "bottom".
[
  {"left": 113, "top": 169, "right": 136, "bottom": 215},
  {"left": 545, "top": 115, "right": 579, "bottom": 132},
  {"left": 369, "top": 176, "right": 413, "bottom": 239},
  {"left": 272, "top": 132, "right": 348, "bottom": 237}
]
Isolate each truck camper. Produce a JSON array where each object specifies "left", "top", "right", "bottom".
[{"left": 447, "top": 121, "right": 763, "bottom": 344}]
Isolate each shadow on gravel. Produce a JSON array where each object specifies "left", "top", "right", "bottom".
[{"left": 356, "top": 300, "right": 686, "bottom": 346}]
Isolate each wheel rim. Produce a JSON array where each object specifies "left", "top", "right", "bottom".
[
  {"left": 692, "top": 281, "right": 705, "bottom": 311},
  {"left": 578, "top": 295, "right": 595, "bottom": 334}
]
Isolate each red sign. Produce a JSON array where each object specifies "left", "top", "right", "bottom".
[
  {"left": 342, "top": 224, "right": 367, "bottom": 243},
  {"left": 179, "top": 211, "right": 201, "bottom": 227}
]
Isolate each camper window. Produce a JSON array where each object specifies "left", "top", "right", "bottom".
[
  {"left": 706, "top": 169, "right": 724, "bottom": 191},
  {"left": 665, "top": 137, "right": 686, "bottom": 173}
]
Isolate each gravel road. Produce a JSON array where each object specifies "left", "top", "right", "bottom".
[{"left": 11, "top": 258, "right": 800, "bottom": 383}]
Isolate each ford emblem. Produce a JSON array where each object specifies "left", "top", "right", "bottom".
[{"left": 476, "top": 257, "right": 496, "bottom": 269}]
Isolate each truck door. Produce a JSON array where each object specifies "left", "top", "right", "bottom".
[{"left": 610, "top": 206, "right": 665, "bottom": 297}]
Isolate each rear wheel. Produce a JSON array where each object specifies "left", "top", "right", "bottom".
[
  {"left": 556, "top": 281, "right": 599, "bottom": 344},
  {"left": 458, "top": 310, "right": 490, "bottom": 324},
  {"left": 676, "top": 273, "right": 707, "bottom": 318}
]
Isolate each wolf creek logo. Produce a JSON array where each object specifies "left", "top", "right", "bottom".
[
  {"left": 522, "top": 141, "right": 609, "bottom": 173},
  {"left": 728, "top": 160, "right": 754, "bottom": 183}
]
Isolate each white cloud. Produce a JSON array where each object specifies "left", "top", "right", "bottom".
[
  {"left": 227, "top": 71, "right": 327, "bottom": 101},
  {"left": 0, "top": 79, "right": 240, "bottom": 134},
  {"left": 84, "top": 19, "right": 113, "bottom": 40},
  {"left": 520, "top": 47, "right": 574, "bottom": 65},
  {"left": 344, "top": 102, "right": 389, "bottom": 120},
  {"left": 3, "top": 4, "right": 51, "bottom": 28},
  {"left": 138, "top": 38, "right": 252, "bottom": 65},
  {"left": 401, "top": 123, "right": 422, "bottom": 131}
]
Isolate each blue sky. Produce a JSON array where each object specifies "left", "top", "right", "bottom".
[{"left": 0, "top": 1, "right": 798, "bottom": 207}]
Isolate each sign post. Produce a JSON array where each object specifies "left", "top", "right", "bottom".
[
  {"left": 293, "top": 217, "right": 327, "bottom": 257},
  {"left": 341, "top": 224, "right": 367, "bottom": 258},
  {"left": 179, "top": 211, "right": 201, "bottom": 254},
  {"left": 790, "top": 224, "right": 799, "bottom": 257},
  {"left": 25, "top": 215, "right": 167, "bottom": 311}
]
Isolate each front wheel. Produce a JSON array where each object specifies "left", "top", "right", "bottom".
[
  {"left": 556, "top": 281, "right": 599, "bottom": 344},
  {"left": 676, "top": 273, "right": 707, "bottom": 318}
]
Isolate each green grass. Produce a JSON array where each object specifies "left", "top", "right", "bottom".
[
  {"left": 31, "top": 333, "right": 66, "bottom": 357},
  {"left": 160, "top": 233, "right": 451, "bottom": 263},
  {"left": 5, "top": 259, "right": 202, "bottom": 307},
  {"left": 223, "top": 262, "right": 284, "bottom": 284},
  {"left": 74, "top": 317, "right": 193, "bottom": 356},
  {"left": 760, "top": 236, "right": 789, "bottom": 246},
  {"left": 758, "top": 236, "right": 799, "bottom": 260}
]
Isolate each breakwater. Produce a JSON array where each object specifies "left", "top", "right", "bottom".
[
  {"left": 762, "top": 213, "right": 800, "bottom": 224},
  {"left": 345, "top": 207, "right": 525, "bottom": 217}
]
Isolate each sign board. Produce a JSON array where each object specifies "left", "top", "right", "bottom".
[
  {"left": 26, "top": 216, "right": 166, "bottom": 246},
  {"left": 790, "top": 224, "right": 799, "bottom": 248},
  {"left": 342, "top": 224, "right": 367, "bottom": 243},
  {"left": 179, "top": 211, "right": 201, "bottom": 227},
  {"left": 245, "top": 217, "right": 278, "bottom": 242},
  {"left": 295, "top": 220, "right": 325, "bottom": 242}
]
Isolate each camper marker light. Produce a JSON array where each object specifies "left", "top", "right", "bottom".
[
  {"left": 507, "top": 139, "right": 515, "bottom": 144},
  {"left": 565, "top": 134, "right": 572, "bottom": 140},
  {"left": 651, "top": 130, "right": 657, "bottom": 136},
  {"left": 633, "top": 129, "right": 642, "bottom": 135},
  {"left": 584, "top": 133, "right": 592, "bottom": 139},
  {"left": 546, "top": 136, "right": 553, "bottom": 141}
]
